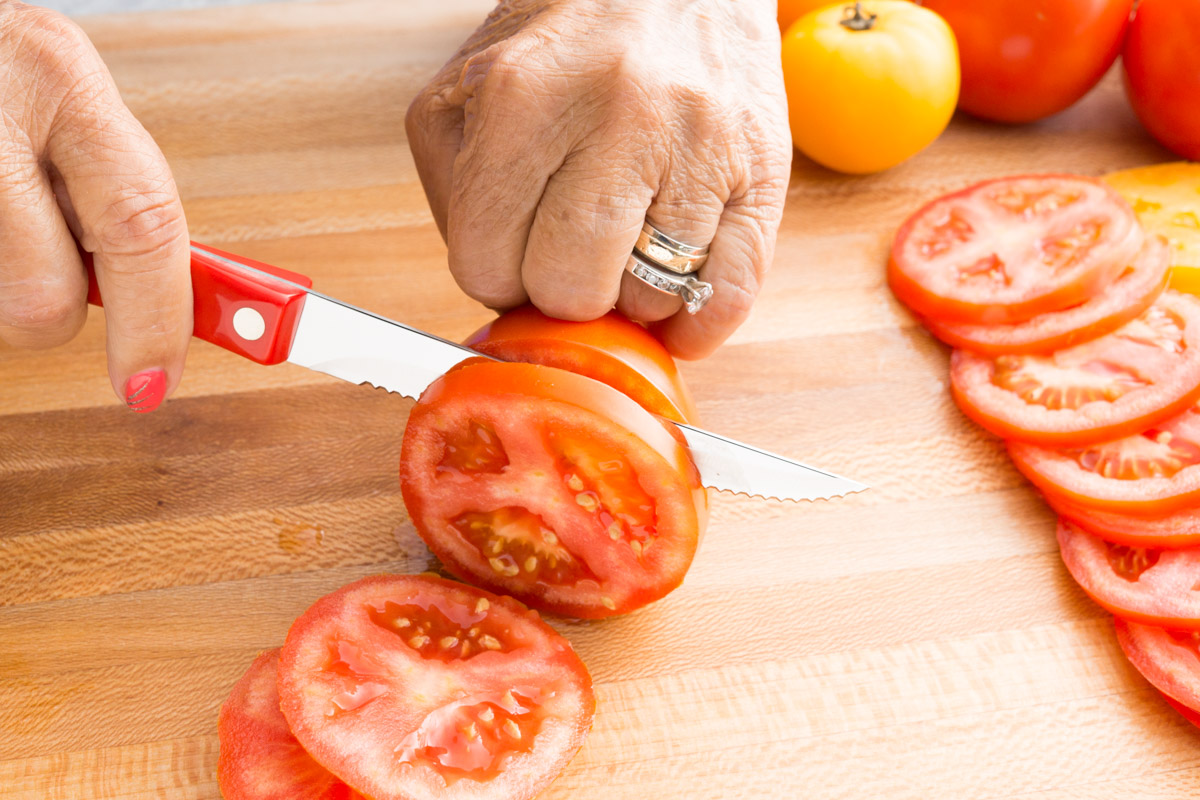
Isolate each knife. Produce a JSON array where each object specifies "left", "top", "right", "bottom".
[{"left": 86, "top": 243, "right": 867, "bottom": 502}]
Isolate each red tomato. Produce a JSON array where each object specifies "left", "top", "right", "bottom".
[
  {"left": 923, "top": 236, "right": 1169, "bottom": 355},
  {"left": 1161, "top": 692, "right": 1200, "bottom": 730},
  {"left": 923, "top": 0, "right": 1133, "bottom": 123},
  {"left": 1058, "top": 518, "right": 1200, "bottom": 630},
  {"left": 1115, "top": 617, "right": 1200, "bottom": 713},
  {"left": 400, "top": 359, "right": 706, "bottom": 619},
  {"left": 952, "top": 292, "right": 1200, "bottom": 446},
  {"left": 1047, "top": 493, "right": 1200, "bottom": 549},
  {"left": 1009, "top": 400, "right": 1200, "bottom": 514},
  {"left": 1123, "top": 0, "right": 1200, "bottom": 161},
  {"left": 889, "top": 175, "right": 1141, "bottom": 325},
  {"left": 278, "top": 575, "right": 595, "bottom": 800},
  {"left": 464, "top": 305, "right": 698, "bottom": 423},
  {"left": 218, "top": 649, "right": 362, "bottom": 800}
]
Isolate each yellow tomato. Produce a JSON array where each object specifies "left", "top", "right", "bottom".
[
  {"left": 781, "top": 1, "right": 959, "bottom": 174},
  {"left": 1105, "top": 162, "right": 1200, "bottom": 296},
  {"left": 779, "top": 0, "right": 911, "bottom": 34}
]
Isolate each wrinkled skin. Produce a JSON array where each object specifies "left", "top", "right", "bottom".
[
  {"left": 0, "top": 0, "right": 192, "bottom": 403},
  {"left": 406, "top": 0, "right": 791, "bottom": 359},
  {"left": 0, "top": 0, "right": 789, "bottom": 416}
]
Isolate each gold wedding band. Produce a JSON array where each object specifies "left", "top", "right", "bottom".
[
  {"left": 633, "top": 222, "right": 709, "bottom": 275},
  {"left": 626, "top": 221, "right": 714, "bottom": 314}
]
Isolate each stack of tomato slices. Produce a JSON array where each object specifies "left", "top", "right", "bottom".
[{"left": 890, "top": 173, "right": 1200, "bottom": 730}]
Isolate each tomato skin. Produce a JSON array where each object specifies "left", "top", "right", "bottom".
[
  {"left": 781, "top": 1, "right": 958, "bottom": 174},
  {"left": 1057, "top": 519, "right": 1200, "bottom": 630},
  {"left": 218, "top": 649, "right": 361, "bottom": 800},
  {"left": 401, "top": 359, "right": 706, "bottom": 619},
  {"left": 1047, "top": 492, "right": 1200, "bottom": 549},
  {"left": 924, "top": 0, "right": 1132, "bottom": 124},
  {"left": 278, "top": 574, "right": 595, "bottom": 800},
  {"left": 951, "top": 292, "right": 1200, "bottom": 447},
  {"left": 889, "top": 175, "right": 1141, "bottom": 325},
  {"left": 1123, "top": 0, "right": 1200, "bottom": 161},
  {"left": 464, "top": 306, "right": 697, "bottom": 424},
  {"left": 1161, "top": 692, "right": 1200, "bottom": 730},
  {"left": 1115, "top": 618, "right": 1200, "bottom": 713},
  {"left": 922, "top": 235, "right": 1169, "bottom": 355}
]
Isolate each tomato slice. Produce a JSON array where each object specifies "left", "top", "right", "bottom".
[
  {"left": 278, "top": 575, "right": 594, "bottom": 800},
  {"left": 464, "top": 305, "right": 698, "bottom": 423},
  {"left": 889, "top": 174, "right": 1142, "bottom": 324},
  {"left": 923, "top": 235, "right": 1169, "bottom": 355},
  {"left": 951, "top": 291, "right": 1200, "bottom": 446},
  {"left": 400, "top": 359, "right": 706, "bottom": 619},
  {"left": 1115, "top": 617, "right": 1200, "bottom": 713},
  {"left": 1106, "top": 163, "right": 1200, "bottom": 296},
  {"left": 1009, "top": 400, "right": 1200, "bottom": 515},
  {"left": 1057, "top": 518, "right": 1200, "bottom": 630},
  {"left": 218, "top": 649, "right": 362, "bottom": 800},
  {"left": 1161, "top": 691, "right": 1200, "bottom": 730},
  {"left": 1047, "top": 492, "right": 1200, "bottom": 549}
]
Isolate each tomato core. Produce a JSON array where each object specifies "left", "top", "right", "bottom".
[{"left": 1104, "top": 542, "right": 1161, "bottom": 581}]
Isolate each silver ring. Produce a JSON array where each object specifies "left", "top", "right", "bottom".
[
  {"left": 633, "top": 222, "right": 709, "bottom": 275},
  {"left": 627, "top": 251, "right": 713, "bottom": 314}
]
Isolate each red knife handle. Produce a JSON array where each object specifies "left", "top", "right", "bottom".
[{"left": 85, "top": 242, "right": 313, "bottom": 365}]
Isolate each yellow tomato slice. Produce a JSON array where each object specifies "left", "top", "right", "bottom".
[{"left": 1105, "top": 162, "right": 1200, "bottom": 295}]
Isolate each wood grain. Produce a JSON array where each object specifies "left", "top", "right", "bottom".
[{"left": 1, "top": 0, "right": 1198, "bottom": 797}]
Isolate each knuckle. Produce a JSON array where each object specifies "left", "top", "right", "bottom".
[
  {"left": 0, "top": 285, "right": 79, "bottom": 337},
  {"left": 92, "top": 186, "right": 186, "bottom": 265},
  {"left": 5, "top": 5, "right": 95, "bottom": 75}
]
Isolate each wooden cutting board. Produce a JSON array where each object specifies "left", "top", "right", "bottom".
[{"left": 2, "top": 1, "right": 1198, "bottom": 797}]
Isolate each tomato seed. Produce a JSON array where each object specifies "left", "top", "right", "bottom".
[
  {"left": 600, "top": 596, "right": 616, "bottom": 610},
  {"left": 479, "top": 707, "right": 495, "bottom": 723},
  {"left": 440, "top": 636, "right": 460, "bottom": 649},
  {"left": 474, "top": 598, "right": 489, "bottom": 613},
  {"left": 504, "top": 719, "right": 522, "bottom": 739},
  {"left": 566, "top": 474, "right": 584, "bottom": 492},
  {"left": 524, "top": 556, "right": 538, "bottom": 573},
  {"left": 480, "top": 634, "right": 502, "bottom": 651}
]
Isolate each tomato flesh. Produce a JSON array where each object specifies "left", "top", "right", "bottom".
[
  {"left": 278, "top": 575, "right": 594, "bottom": 800},
  {"left": 889, "top": 175, "right": 1141, "bottom": 324},
  {"left": 1047, "top": 492, "right": 1200, "bottom": 549},
  {"left": 952, "top": 292, "right": 1200, "bottom": 446},
  {"left": 218, "top": 649, "right": 361, "bottom": 800},
  {"left": 401, "top": 359, "right": 705, "bottom": 619},
  {"left": 1058, "top": 519, "right": 1200, "bottom": 630},
  {"left": 1116, "top": 617, "right": 1200, "bottom": 713},
  {"left": 923, "top": 235, "right": 1170, "bottom": 355},
  {"left": 1009, "top": 401, "right": 1200, "bottom": 516},
  {"left": 464, "top": 305, "right": 698, "bottom": 423}
]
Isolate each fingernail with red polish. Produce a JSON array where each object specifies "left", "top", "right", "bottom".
[{"left": 124, "top": 368, "right": 166, "bottom": 414}]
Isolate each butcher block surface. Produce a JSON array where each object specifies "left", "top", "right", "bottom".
[{"left": 2, "top": 1, "right": 1199, "bottom": 797}]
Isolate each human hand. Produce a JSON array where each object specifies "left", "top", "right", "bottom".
[
  {"left": 406, "top": 0, "right": 790, "bottom": 359},
  {"left": 0, "top": 1, "right": 190, "bottom": 411}
]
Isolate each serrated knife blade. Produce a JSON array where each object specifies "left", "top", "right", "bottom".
[{"left": 287, "top": 292, "right": 867, "bottom": 502}]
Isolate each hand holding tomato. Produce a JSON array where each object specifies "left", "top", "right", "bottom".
[{"left": 405, "top": 0, "right": 792, "bottom": 359}]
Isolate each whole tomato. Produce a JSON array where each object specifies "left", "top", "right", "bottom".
[
  {"left": 1123, "top": 0, "right": 1200, "bottom": 160},
  {"left": 923, "top": 0, "right": 1133, "bottom": 124},
  {"left": 781, "top": 1, "right": 959, "bottom": 174}
]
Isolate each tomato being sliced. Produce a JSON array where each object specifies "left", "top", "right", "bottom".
[
  {"left": 889, "top": 175, "right": 1142, "bottom": 325},
  {"left": 278, "top": 575, "right": 594, "bottom": 800},
  {"left": 1057, "top": 518, "right": 1200, "bottom": 630},
  {"left": 464, "top": 305, "right": 697, "bottom": 423},
  {"left": 923, "top": 235, "right": 1170, "bottom": 355},
  {"left": 1115, "top": 617, "right": 1200, "bottom": 714},
  {"left": 1009, "top": 401, "right": 1200, "bottom": 515},
  {"left": 1047, "top": 492, "right": 1200, "bottom": 549},
  {"left": 400, "top": 359, "right": 706, "bottom": 619},
  {"left": 951, "top": 291, "right": 1200, "bottom": 446},
  {"left": 218, "top": 649, "right": 362, "bottom": 800}
]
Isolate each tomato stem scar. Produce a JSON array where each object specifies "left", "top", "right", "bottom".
[{"left": 841, "top": 2, "right": 877, "bottom": 31}]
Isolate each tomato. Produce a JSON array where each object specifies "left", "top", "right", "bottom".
[
  {"left": 951, "top": 292, "right": 1200, "bottom": 446},
  {"left": 278, "top": 575, "right": 594, "bottom": 800},
  {"left": 923, "top": 235, "right": 1169, "bottom": 355},
  {"left": 1047, "top": 493, "right": 1200, "bottom": 549},
  {"left": 464, "top": 305, "right": 697, "bottom": 424},
  {"left": 218, "top": 649, "right": 361, "bottom": 800},
  {"left": 1161, "top": 692, "right": 1200, "bottom": 730},
  {"left": 400, "top": 359, "right": 706, "bottom": 619},
  {"left": 779, "top": 0, "right": 836, "bottom": 32},
  {"left": 923, "top": 0, "right": 1133, "bottom": 124},
  {"left": 1123, "top": 0, "right": 1200, "bottom": 161},
  {"left": 1115, "top": 617, "right": 1200, "bottom": 713},
  {"left": 1009, "top": 400, "right": 1200, "bottom": 514},
  {"left": 1106, "top": 163, "right": 1200, "bottom": 296},
  {"left": 1057, "top": 518, "right": 1200, "bottom": 630},
  {"left": 780, "top": 1, "right": 958, "bottom": 174},
  {"left": 889, "top": 175, "right": 1142, "bottom": 325}
]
